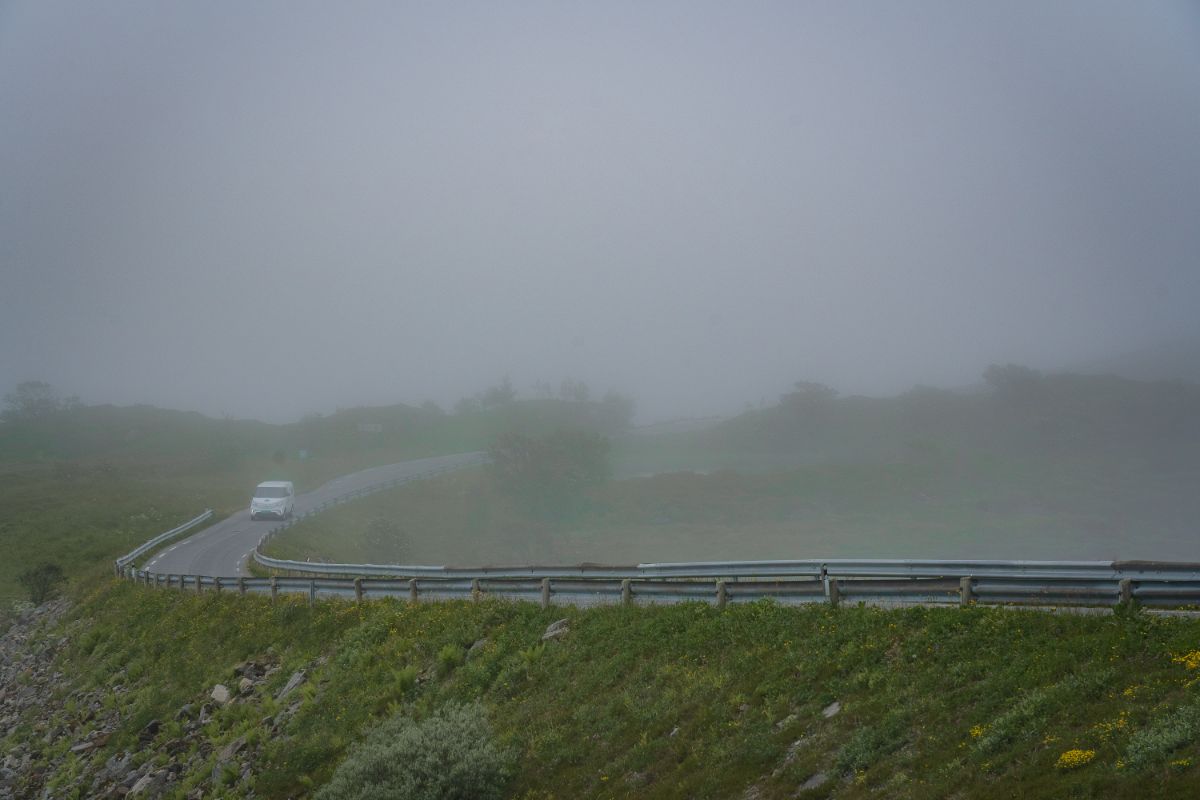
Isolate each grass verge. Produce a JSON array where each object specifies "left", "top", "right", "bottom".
[{"left": 6, "top": 582, "right": 1200, "bottom": 798}]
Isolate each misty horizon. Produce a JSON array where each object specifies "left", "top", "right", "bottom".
[{"left": 3, "top": 2, "right": 1199, "bottom": 424}]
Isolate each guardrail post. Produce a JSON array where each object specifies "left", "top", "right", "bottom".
[
  {"left": 409, "top": 578, "right": 419, "bottom": 604},
  {"left": 238, "top": 577, "right": 247, "bottom": 596},
  {"left": 621, "top": 579, "right": 632, "bottom": 606},
  {"left": 270, "top": 576, "right": 278, "bottom": 604},
  {"left": 828, "top": 578, "right": 840, "bottom": 609},
  {"left": 1119, "top": 578, "right": 1133, "bottom": 605},
  {"left": 472, "top": 578, "right": 482, "bottom": 602},
  {"left": 716, "top": 580, "right": 727, "bottom": 609},
  {"left": 195, "top": 575, "right": 203, "bottom": 595},
  {"left": 308, "top": 580, "right": 316, "bottom": 607},
  {"left": 354, "top": 577, "right": 363, "bottom": 603},
  {"left": 541, "top": 577, "right": 551, "bottom": 609},
  {"left": 959, "top": 576, "right": 974, "bottom": 607}
]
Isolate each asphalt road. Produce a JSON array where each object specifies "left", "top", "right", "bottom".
[{"left": 146, "top": 452, "right": 485, "bottom": 578}]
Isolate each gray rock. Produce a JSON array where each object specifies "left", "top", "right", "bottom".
[
  {"left": 127, "top": 769, "right": 167, "bottom": 797},
  {"left": 210, "top": 685, "right": 231, "bottom": 706},
  {"left": 821, "top": 701, "right": 841, "bottom": 718},
  {"left": 138, "top": 720, "right": 162, "bottom": 743},
  {"left": 800, "top": 772, "right": 828, "bottom": 791},
  {"left": 275, "top": 670, "right": 307, "bottom": 700},
  {"left": 238, "top": 677, "right": 254, "bottom": 694},
  {"left": 771, "top": 738, "right": 809, "bottom": 778},
  {"left": 217, "top": 735, "right": 247, "bottom": 764},
  {"left": 775, "top": 713, "right": 799, "bottom": 731},
  {"left": 541, "top": 619, "right": 570, "bottom": 641}
]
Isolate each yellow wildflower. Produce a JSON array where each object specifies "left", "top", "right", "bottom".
[
  {"left": 1172, "top": 651, "right": 1200, "bottom": 670},
  {"left": 1056, "top": 749, "right": 1096, "bottom": 770},
  {"left": 969, "top": 725, "right": 985, "bottom": 739}
]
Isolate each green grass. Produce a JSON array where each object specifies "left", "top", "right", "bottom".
[{"left": 8, "top": 582, "right": 1200, "bottom": 798}]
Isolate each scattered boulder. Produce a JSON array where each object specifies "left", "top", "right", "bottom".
[
  {"left": 542, "top": 619, "right": 570, "bottom": 641},
  {"left": 800, "top": 771, "right": 829, "bottom": 791},
  {"left": 821, "top": 701, "right": 841, "bottom": 719},
  {"left": 771, "top": 738, "right": 810, "bottom": 778},
  {"left": 467, "top": 638, "right": 489, "bottom": 659},
  {"left": 127, "top": 769, "right": 168, "bottom": 797},
  {"left": 137, "top": 719, "right": 161, "bottom": 744},
  {"left": 275, "top": 670, "right": 307, "bottom": 700},
  {"left": 210, "top": 684, "right": 232, "bottom": 706},
  {"left": 217, "top": 735, "right": 247, "bottom": 764},
  {"left": 238, "top": 677, "right": 254, "bottom": 694}
]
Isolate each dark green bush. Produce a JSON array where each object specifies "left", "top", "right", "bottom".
[{"left": 18, "top": 562, "right": 65, "bottom": 604}]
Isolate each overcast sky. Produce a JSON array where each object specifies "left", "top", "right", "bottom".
[{"left": 2, "top": 1, "right": 1198, "bottom": 422}]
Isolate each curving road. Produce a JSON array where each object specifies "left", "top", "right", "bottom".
[{"left": 146, "top": 453, "right": 484, "bottom": 578}]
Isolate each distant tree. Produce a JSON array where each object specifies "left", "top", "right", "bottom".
[
  {"left": 480, "top": 376, "right": 517, "bottom": 409},
  {"left": 530, "top": 380, "right": 554, "bottom": 399},
  {"left": 419, "top": 400, "right": 445, "bottom": 416},
  {"left": 454, "top": 396, "right": 482, "bottom": 415},
  {"left": 2, "top": 381, "right": 79, "bottom": 422},
  {"left": 780, "top": 381, "right": 838, "bottom": 411},
  {"left": 559, "top": 378, "right": 590, "bottom": 403},
  {"left": 19, "top": 562, "right": 65, "bottom": 605},
  {"left": 984, "top": 364, "right": 1045, "bottom": 407},
  {"left": 488, "top": 429, "right": 610, "bottom": 518},
  {"left": 597, "top": 391, "right": 635, "bottom": 432}
]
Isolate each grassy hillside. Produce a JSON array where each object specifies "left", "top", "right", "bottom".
[{"left": 5, "top": 584, "right": 1200, "bottom": 798}]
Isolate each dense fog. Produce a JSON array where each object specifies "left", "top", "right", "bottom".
[{"left": 2, "top": 2, "right": 1198, "bottom": 423}]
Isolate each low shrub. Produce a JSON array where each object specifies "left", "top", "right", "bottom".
[
  {"left": 18, "top": 562, "right": 65, "bottom": 604},
  {"left": 315, "top": 703, "right": 512, "bottom": 800},
  {"left": 1124, "top": 701, "right": 1200, "bottom": 770}
]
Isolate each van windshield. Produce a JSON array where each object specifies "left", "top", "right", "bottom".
[{"left": 254, "top": 486, "right": 290, "bottom": 498}]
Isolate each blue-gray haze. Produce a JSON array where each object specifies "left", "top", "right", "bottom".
[{"left": 2, "top": 1, "right": 1198, "bottom": 422}]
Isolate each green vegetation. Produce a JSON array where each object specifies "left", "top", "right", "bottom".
[
  {"left": 0, "top": 391, "right": 633, "bottom": 603},
  {"left": 314, "top": 703, "right": 513, "bottom": 800},
  {"left": 489, "top": 429, "right": 612, "bottom": 519},
  {"left": 264, "top": 449, "right": 1195, "bottom": 567},
  {"left": 5, "top": 367, "right": 1200, "bottom": 795},
  {"left": 17, "top": 562, "right": 65, "bottom": 604},
  {"left": 8, "top": 583, "right": 1200, "bottom": 798}
]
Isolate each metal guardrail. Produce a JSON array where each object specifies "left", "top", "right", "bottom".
[
  {"left": 119, "top": 569, "right": 1200, "bottom": 611},
  {"left": 114, "top": 509, "right": 214, "bottom": 573},
  {"left": 114, "top": 454, "right": 1200, "bottom": 611}
]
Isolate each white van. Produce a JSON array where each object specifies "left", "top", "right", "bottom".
[{"left": 250, "top": 481, "right": 295, "bottom": 520}]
